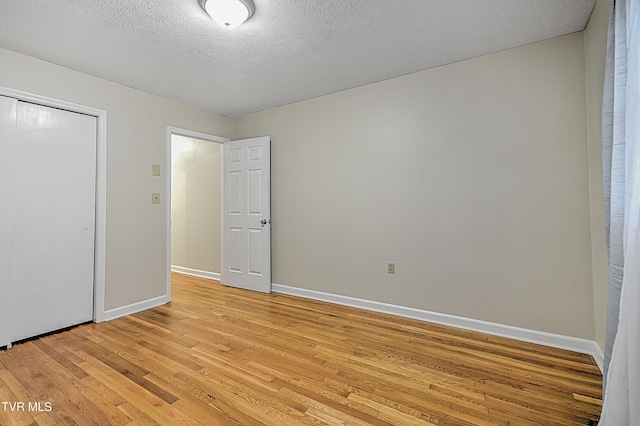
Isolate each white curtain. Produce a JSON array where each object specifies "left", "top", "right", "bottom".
[{"left": 600, "top": 0, "right": 640, "bottom": 424}]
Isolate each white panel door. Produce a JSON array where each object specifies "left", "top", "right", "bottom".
[
  {"left": 1, "top": 98, "right": 96, "bottom": 344},
  {"left": 222, "top": 136, "right": 271, "bottom": 293},
  {"left": 0, "top": 95, "right": 17, "bottom": 347}
]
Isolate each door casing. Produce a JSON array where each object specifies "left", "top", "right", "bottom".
[{"left": 0, "top": 86, "right": 108, "bottom": 324}]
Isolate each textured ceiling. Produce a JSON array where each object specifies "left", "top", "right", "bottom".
[{"left": 0, "top": 0, "right": 596, "bottom": 118}]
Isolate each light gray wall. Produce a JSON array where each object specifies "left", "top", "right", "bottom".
[
  {"left": 171, "top": 135, "right": 222, "bottom": 274},
  {"left": 235, "top": 34, "right": 595, "bottom": 339},
  {"left": 0, "top": 47, "right": 233, "bottom": 311},
  {"left": 584, "top": 0, "right": 612, "bottom": 350}
]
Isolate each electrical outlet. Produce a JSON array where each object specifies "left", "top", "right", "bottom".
[
  {"left": 152, "top": 193, "right": 160, "bottom": 204},
  {"left": 387, "top": 262, "right": 395, "bottom": 274}
]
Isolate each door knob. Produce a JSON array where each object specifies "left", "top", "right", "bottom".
[{"left": 261, "top": 219, "right": 268, "bottom": 227}]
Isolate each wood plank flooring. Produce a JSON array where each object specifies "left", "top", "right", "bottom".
[{"left": 0, "top": 273, "right": 602, "bottom": 425}]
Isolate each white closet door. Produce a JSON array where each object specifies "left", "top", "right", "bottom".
[
  {"left": 6, "top": 99, "right": 97, "bottom": 343},
  {"left": 0, "top": 96, "right": 17, "bottom": 346}
]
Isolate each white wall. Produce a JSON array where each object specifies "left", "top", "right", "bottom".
[
  {"left": 0, "top": 47, "right": 233, "bottom": 311},
  {"left": 584, "top": 0, "right": 613, "bottom": 350},
  {"left": 171, "top": 135, "right": 222, "bottom": 274},
  {"left": 235, "top": 33, "right": 595, "bottom": 339}
]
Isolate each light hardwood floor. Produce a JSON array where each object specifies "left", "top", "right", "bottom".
[{"left": 0, "top": 273, "right": 602, "bottom": 425}]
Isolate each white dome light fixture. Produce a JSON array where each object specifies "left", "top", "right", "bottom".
[{"left": 199, "top": 0, "right": 255, "bottom": 29}]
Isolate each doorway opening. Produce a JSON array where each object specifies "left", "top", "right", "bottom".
[{"left": 166, "top": 127, "right": 228, "bottom": 301}]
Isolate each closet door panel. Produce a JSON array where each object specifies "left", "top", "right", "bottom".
[
  {"left": 9, "top": 101, "right": 96, "bottom": 342},
  {"left": 0, "top": 95, "right": 17, "bottom": 346}
]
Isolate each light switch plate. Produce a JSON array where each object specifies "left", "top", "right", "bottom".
[
  {"left": 152, "top": 193, "right": 160, "bottom": 204},
  {"left": 152, "top": 164, "right": 161, "bottom": 176}
]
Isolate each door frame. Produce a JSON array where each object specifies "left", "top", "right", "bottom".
[
  {"left": 165, "top": 126, "right": 228, "bottom": 301},
  {"left": 0, "top": 86, "right": 108, "bottom": 322}
]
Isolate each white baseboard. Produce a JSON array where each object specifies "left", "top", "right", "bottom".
[
  {"left": 272, "top": 283, "right": 603, "bottom": 368},
  {"left": 103, "top": 295, "right": 168, "bottom": 322},
  {"left": 171, "top": 265, "right": 220, "bottom": 281},
  {"left": 592, "top": 343, "right": 604, "bottom": 373}
]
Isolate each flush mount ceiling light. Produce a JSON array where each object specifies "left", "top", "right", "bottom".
[{"left": 199, "top": 0, "right": 255, "bottom": 28}]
